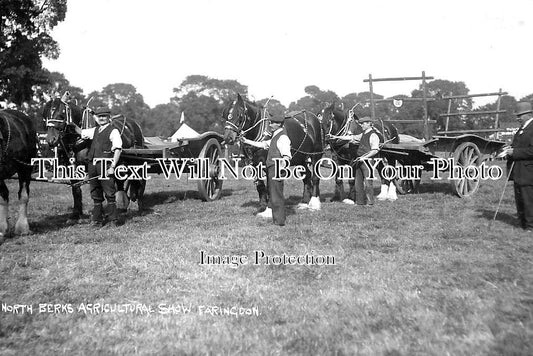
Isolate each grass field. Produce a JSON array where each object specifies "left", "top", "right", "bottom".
[{"left": 1, "top": 163, "right": 532, "bottom": 355}]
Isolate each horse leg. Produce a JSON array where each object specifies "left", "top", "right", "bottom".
[
  {"left": 14, "top": 176, "right": 31, "bottom": 235},
  {"left": 342, "top": 177, "right": 356, "bottom": 204},
  {"left": 128, "top": 179, "right": 145, "bottom": 214},
  {"left": 331, "top": 175, "right": 345, "bottom": 202},
  {"left": 68, "top": 183, "right": 83, "bottom": 222},
  {"left": 308, "top": 161, "right": 321, "bottom": 211},
  {"left": 115, "top": 179, "right": 129, "bottom": 211},
  {"left": 330, "top": 155, "right": 344, "bottom": 202},
  {"left": 255, "top": 178, "right": 268, "bottom": 211},
  {"left": 298, "top": 168, "right": 313, "bottom": 209},
  {"left": 0, "top": 180, "right": 8, "bottom": 240}
]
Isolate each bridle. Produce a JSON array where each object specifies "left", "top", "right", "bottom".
[
  {"left": 323, "top": 108, "right": 354, "bottom": 140},
  {"left": 46, "top": 99, "right": 72, "bottom": 129},
  {"left": 225, "top": 101, "right": 269, "bottom": 142},
  {"left": 45, "top": 99, "right": 80, "bottom": 159}
]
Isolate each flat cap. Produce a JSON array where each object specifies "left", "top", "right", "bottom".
[
  {"left": 270, "top": 115, "right": 285, "bottom": 123},
  {"left": 93, "top": 108, "right": 112, "bottom": 117}
]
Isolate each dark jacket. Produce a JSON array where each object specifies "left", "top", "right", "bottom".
[
  {"left": 266, "top": 128, "right": 288, "bottom": 168},
  {"left": 508, "top": 122, "right": 533, "bottom": 185},
  {"left": 88, "top": 124, "right": 115, "bottom": 161}
]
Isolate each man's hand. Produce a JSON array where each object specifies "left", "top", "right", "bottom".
[
  {"left": 497, "top": 145, "right": 513, "bottom": 158},
  {"left": 106, "top": 164, "right": 115, "bottom": 177}
]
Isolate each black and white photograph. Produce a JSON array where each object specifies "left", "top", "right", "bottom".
[{"left": 1, "top": 0, "right": 532, "bottom": 354}]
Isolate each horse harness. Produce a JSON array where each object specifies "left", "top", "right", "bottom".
[
  {"left": 0, "top": 114, "right": 11, "bottom": 164},
  {"left": 285, "top": 110, "right": 325, "bottom": 156}
]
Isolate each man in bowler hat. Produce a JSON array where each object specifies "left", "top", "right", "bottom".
[{"left": 504, "top": 101, "right": 533, "bottom": 231}]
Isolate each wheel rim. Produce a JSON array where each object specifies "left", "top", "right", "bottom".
[
  {"left": 453, "top": 143, "right": 480, "bottom": 197},
  {"left": 198, "top": 139, "right": 223, "bottom": 201}
]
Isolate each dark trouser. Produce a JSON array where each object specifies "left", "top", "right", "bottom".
[
  {"left": 355, "top": 160, "right": 375, "bottom": 205},
  {"left": 514, "top": 183, "right": 533, "bottom": 230},
  {"left": 267, "top": 164, "right": 285, "bottom": 225},
  {"left": 88, "top": 163, "right": 117, "bottom": 222}
]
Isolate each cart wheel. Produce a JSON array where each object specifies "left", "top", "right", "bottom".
[
  {"left": 197, "top": 138, "right": 223, "bottom": 201},
  {"left": 451, "top": 142, "right": 481, "bottom": 198}
]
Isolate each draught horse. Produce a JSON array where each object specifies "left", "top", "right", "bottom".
[
  {"left": 0, "top": 109, "right": 37, "bottom": 240},
  {"left": 321, "top": 103, "right": 399, "bottom": 202},
  {"left": 224, "top": 93, "right": 324, "bottom": 210},
  {"left": 222, "top": 95, "right": 271, "bottom": 211},
  {"left": 43, "top": 93, "right": 146, "bottom": 220}
]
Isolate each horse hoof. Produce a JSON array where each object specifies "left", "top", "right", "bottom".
[
  {"left": 297, "top": 203, "right": 309, "bottom": 210},
  {"left": 256, "top": 208, "right": 272, "bottom": 218},
  {"left": 308, "top": 197, "right": 321, "bottom": 210},
  {"left": 342, "top": 199, "right": 355, "bottom": 205}
]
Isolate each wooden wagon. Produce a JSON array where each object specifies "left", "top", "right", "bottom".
[
  {"left": 119, "top": 132, "right": 225, "bottom": 202},
  {"left": 364, "top": 72, "right": 508, "bottom": 198}
]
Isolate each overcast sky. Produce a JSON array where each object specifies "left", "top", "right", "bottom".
[{"left": 42, "top": 0, "right": 533, "bottom": 108}]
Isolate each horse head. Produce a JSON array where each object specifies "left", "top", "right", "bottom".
[
  {"left": 321, "top": 103, "right": 361, "bottom": 144},
  {"left": 223, "top": 93, "right": 261, "bottom": 145},
  {"left": 43, "top": 93, "right": 83, "bottom": 148}
]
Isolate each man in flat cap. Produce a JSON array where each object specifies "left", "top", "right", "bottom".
[
  {"left": 354, "top": 116, "right": 382, "bottom": 206},
  {"left": 78, "top": 108, "right": 123, "bottom": 227},
  {"left": 240, "top": 114, "right": 291, "bottom": 225},
  {"left": 503, "top": 101, "right": 533, "bottom": 231}
]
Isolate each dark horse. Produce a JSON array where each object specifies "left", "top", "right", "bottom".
[
  {"left": 0, "top": 109, "right": 37, "bottom": 240},
  {"left": 222, "top": 94, "right": 271, "bottom": 210},
  {"left": 43, "top": 93, "right": 146, "bottom": 220},
  {"left": 224, "top": 93, "right": 324, "bottom": 210},
  {"left": 321, "top": 103, "right": 399, "bottom": 202}
]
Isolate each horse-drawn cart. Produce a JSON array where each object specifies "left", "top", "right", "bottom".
[
  {"left": 363, "top": 72, "right": 508, "bottom": 198},
  {"left": 119, "top": 132, "right": 225, "bottom": 202}
]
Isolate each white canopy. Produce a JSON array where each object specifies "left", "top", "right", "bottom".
[{"left": 170, "top": 123, "right": 199, "bottom": 142}]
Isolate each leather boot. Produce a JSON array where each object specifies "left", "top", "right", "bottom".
[
  {"left": 90, "top": 203, "right": 103, "bottom": 227},
  {"left": 107, "top": 203, "right": 119, "bottom": 227}
]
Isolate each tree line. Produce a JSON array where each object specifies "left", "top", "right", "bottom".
[{"left": 2, "top": 1, "right": 532, "bottom": 138}]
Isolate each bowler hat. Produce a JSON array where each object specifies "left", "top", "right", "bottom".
[
  {"left": 93, "top": 108, "right": 111, "bottom": 117},
  {"left": 514, "top": 101, "right": 533, "bottom": 116},
  {"left": 514, "top": 102, "right": 533, "bottom": 116},
  {"left": 359, "top": 116, "right": 373, "bottom": 123},
  {"left": 270, "top": 115, "right": 285, "bottom": 124}
]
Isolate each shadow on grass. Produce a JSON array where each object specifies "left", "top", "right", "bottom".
[
  {"left": 477, "top": 208, "right": 518, "bottom": 227},
  {"left": 141, "top": 188, "right": 233, "bottom": 209},
  {"left": 28, "top": 188, "right": 235, "bottom": 234},
  {"left": 30, "top": 212, "right": 90, "bottom": 235}
]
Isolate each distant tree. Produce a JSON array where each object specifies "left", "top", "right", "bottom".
[
  {"left": 477, "top": 95, "right": 517, "bottom": 127},
  {"left": 0, "top": 0, "right": 67, "bottom": 106},
  {"left": 171, "top": 75, "right": 248, "bottom": 133},
  {"left": 520, "top": 93, "right": 533, "bottom": 103},
  {"left": 178, "top": 92, "right": 222, "bottom": 133},
  {"left": 172, "top": 75, "right": 248, "bottom": 103},
  {"left": 30, "top": 70, "right": 85, "bottom": 130},
  {"left": 288, "top": 85, "right": 340, "bottom": 114},
  {"left": 87, "top": 83, "right": 151, "bottom": 132},
  {"left": 149, "top": 103, "right": 181, "bottom": 137}
]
